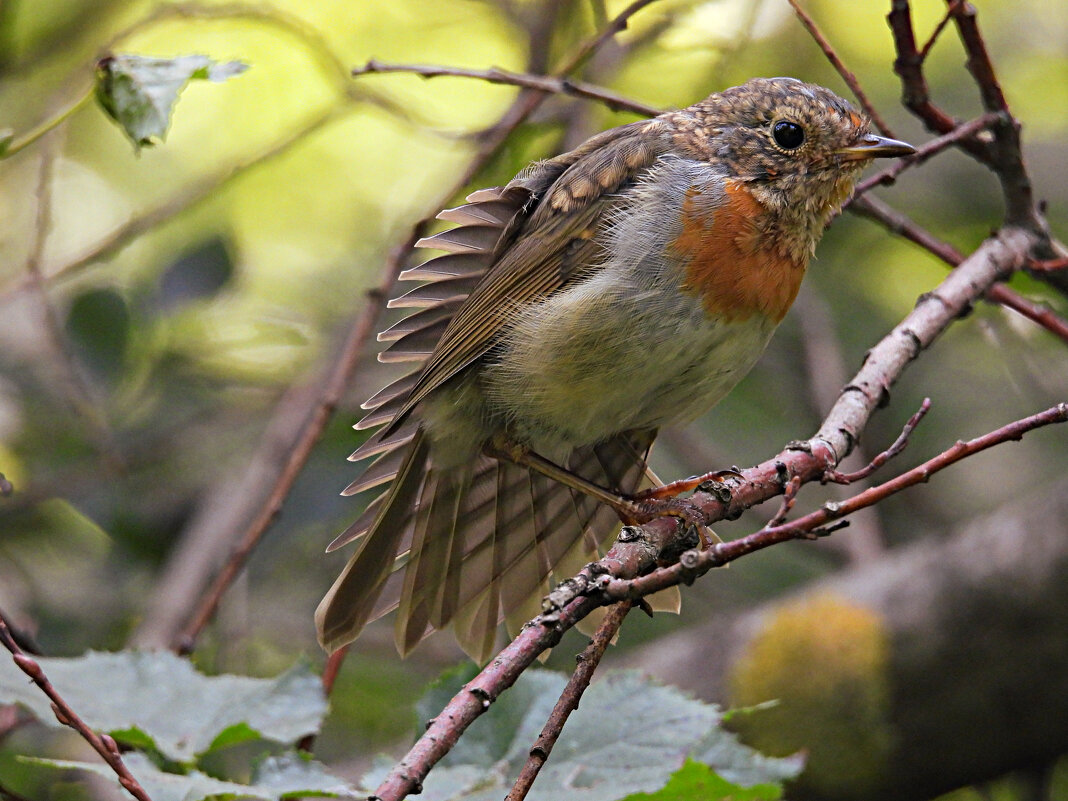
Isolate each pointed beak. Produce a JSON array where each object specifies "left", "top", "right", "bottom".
[{"left": 838, "top": 133, "right": 916, "bottom": 161}]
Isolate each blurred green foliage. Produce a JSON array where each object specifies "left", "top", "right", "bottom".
[{"left": 0, "top": 0, "right": 1066, "bottom": 799}]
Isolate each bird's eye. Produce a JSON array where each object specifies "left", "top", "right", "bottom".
[{"left": 772, "top": 120, "right": 805, "bottom": 150}]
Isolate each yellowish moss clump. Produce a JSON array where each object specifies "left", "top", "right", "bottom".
[{"left": 728, "top": 593, "right": 894, "bottom": 798}]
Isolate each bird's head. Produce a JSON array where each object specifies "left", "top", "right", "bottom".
[{"left": 671, "top": 77, "right": 914, "bottom": 258}]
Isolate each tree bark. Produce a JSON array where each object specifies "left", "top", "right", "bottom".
[{"left": 624, "top": 478, "right": 1068, "bottom": 800}]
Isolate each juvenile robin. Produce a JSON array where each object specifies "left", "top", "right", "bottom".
[{"left": 316, "top": 77, "right": 914, "bottom": 661}]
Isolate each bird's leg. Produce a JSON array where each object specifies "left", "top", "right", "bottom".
[
  {"left": 485, "top": 435, "right": 624, "bottom": 509},
  {"left": 485, "top": 435, "right": 710, "bottom": 538}
]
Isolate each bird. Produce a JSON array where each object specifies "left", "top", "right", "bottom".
[{"left": 316, "top": 77, "right": 915, "bottom": 662}]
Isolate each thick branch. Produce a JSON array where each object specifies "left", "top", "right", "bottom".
[
  {"left": 602, "top": 403, "right": 1068, "bottom": 601},
  {"left": 373, "top": 227, "right": 1037, "bottom": 800},
  {"left": 850, "top": 195, "right": 1068, "bottom": 345}
]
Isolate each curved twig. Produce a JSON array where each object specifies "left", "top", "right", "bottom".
[{"left": 0, "top": 615, "right": 153, "bottom": 801}]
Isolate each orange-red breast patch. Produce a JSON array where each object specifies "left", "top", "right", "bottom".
[{"left": 673, "top": 180, "right": 806, "bottom": 324}]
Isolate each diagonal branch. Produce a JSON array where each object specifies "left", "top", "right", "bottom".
[
  {"left": 852, "top": 110, "right": 1003, "bottom": 197},
  {"left": 0, "top": 615, "right": 153, "bottom": 801},
  {"left": 372, "top": 226, "right": 1037, "bottom": 801},
  {"left": 352, "top": 60, "right": 660, "bottom": 117},
  {"left": 605, "top": 401, "right": 1068, "bottom": 600},
  {"left": 851, "top": 194, "right": 1068, "bottom": 345},
  {"left": 888, "top": 0, "right": 993, "bottom": 163},
  {"left": 786, "top": 0, "right": 895, "bottom": 136}
]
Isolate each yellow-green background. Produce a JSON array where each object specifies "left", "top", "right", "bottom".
[{"left": 0, "top": 1, "right": 1066, "bottom": 798}]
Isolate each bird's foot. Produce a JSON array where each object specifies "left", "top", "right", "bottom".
[
  {"left": 630, "top": 468, "right": 742, "bottom": 502},
  {"left": 615, "top": 496, "right": 716, "bottom": 548}
]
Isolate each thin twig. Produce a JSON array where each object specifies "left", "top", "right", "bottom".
[
  {"left": 1029, "top": 257, "right": 1068, "bottom": 272},
  {"left": 0, "top": 615, "right": 153, "bottom": 801},
  {"left": 950, "top": 2, "right": 1037, "bottom": 231},
  {"left": 605, "top": 402, "right": 1068, "bottom": 601},
  {"left": 352, "top": 60, "right": 660, "bottom": 117},
  {"left": 767, "top": 475, "right": 802, "bottom": 528},
  {"left": 852, "top": 110, "right": 1002, "bottom": 197},
  {"left": 505, "top": 602, "right": 633, "bottom": 801},
  {"left": 23, "top": 134, "right": 124, "bottom": 471},
  {"left": 173, "top": 275, "right": 410, "bottom": 653},
  {"left": 786, "top": 0, "right": 895, "bottom": 136},
  {"left": 888, "top": 0, "right": 992, "bottom": 162},
  {"left": 824, "top": 398, "right": 931, "bottom": 484},
  {"left": 919, "top": 0, "right": 962, "bottom": 60}
]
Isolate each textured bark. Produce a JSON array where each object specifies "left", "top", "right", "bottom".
[{"left": 624, "top": 479, "right": 1068, "bottom": 799}]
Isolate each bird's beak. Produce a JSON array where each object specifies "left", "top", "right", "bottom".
[{"left": 838, "top": 133, "right": 916, "bottom": 161}]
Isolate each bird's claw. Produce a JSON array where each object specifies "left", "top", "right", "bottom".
[{"left": 616, "top": 496, "right": 713, "bottom": 547}]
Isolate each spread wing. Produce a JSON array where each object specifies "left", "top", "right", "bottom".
[{"left": 381, "top": 117, "right": 668, "bottom": 434}]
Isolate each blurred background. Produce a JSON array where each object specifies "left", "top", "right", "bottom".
[{"left": 1, "top": 0, "right": 1067, "bottom": 799}]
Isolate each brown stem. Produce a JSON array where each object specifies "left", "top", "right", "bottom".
[
  {"left": 950, "top": 2, "right": 1037, "bottom": 231},
  {"left": 0, "top": 615, "right": 153, "bottom": 801},
  {"left": 919, "top": 0, "right": 962, "bottom": 59},
  {"left": 786, "top": 0, "right": 895, "bottom": 137},
  {"left": 888, "top": 0, "right": 992, "bottom": 162},
  {"left": 504, "top": 602, "right": 633, "bottom": 801},
  {"left": 852, "top": 111, "right": 1003, "bottom": 197},
  {"left": 850, "top": 195, "right": 1068, "bottom": 345},
  {"left": 605, "top": 402, "right": 1068, "bottom": 600},
  {"left": 824, "top": 398, "right": 931, "bottom": 484},
  {"left": 173, "top": 243, "right": 415, "bottom": 654},
  {"left": 352, "top": 60, "right": 660, "bottom": 117}
]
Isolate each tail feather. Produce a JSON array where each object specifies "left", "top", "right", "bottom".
[
  {"left": 316, "top": 429, "right": 430, "bottom": 653},
  {"left": 393, "top": 469, "right": 441, "bottom": 654},
  {"left": 319, "top": 427, "right": 663, "bottom": 658}
]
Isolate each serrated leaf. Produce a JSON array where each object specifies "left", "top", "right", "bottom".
[
  {"left": 22, "top": 752, "right": 263, "bottom": 801},
  {"left": 693, "top": 727, "right": 804, "bottom": 788},
  {"left": 396, "top": 670, "right": 732, "bottom": 801},
  {"left": 620, "top": 759, "right": 784, "bottom": 801},
  {"left": 24, "top": 751, "right": 359, "bottom": 801},
  {"left": 95, "top": 53, "right": 248, "bottom": 149},
  {"left": 0, "top": 651, "right": 326, "bottom": 763},
  {"left": 251, "top": 752, "right": 360, "bottom": 798}
]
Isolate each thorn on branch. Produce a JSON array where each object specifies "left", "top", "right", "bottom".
[{"left": 824, "top": 398, "right": 931, "bottom": 484}]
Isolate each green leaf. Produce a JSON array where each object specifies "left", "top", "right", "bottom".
[
  {"left": 392, "top": 670, "right": 723, "bottom": 801},
  {"left": 23, "top": 751, "right": 358, "bottom": 801},
  {"left": 0, "top": 128, "right": 13, "bottom": 156},
  {"left": 22, "top": 752, "right": 265, "bottom": 801},
  {"left": 95, "top": 54, "right": 248, "bottom": 149},
  {"left": 251, "top": 752, "right": 359, "bottom": 798},
  {"left": 621, "top": 759, "right": 785, "bottom": 801},
  {"left": 390, "top": 669, "right": 804, "bottom": 801},
  {"left": 693, "top": 727, "right": 804, "bottom": 789},
  {"left": 0, "top": 651, "right": 326, "bottom": 763}
]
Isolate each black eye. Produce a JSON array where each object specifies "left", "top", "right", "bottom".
[{"left": 773, "top": 120, "right": 805, "bottom": 150}]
